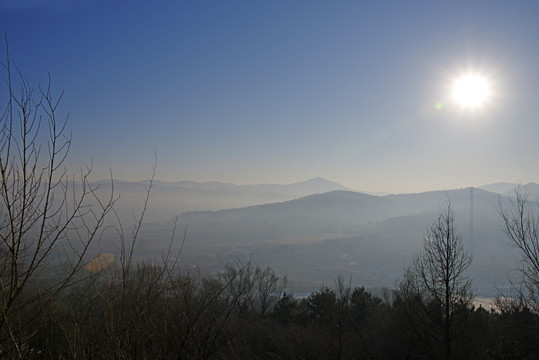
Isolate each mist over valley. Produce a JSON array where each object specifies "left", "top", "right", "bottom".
[{"left": 92, "top": 178, "right": 538, "bottom": 296}]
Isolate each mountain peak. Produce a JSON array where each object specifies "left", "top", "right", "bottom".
[{"left": 298, "top": 177, "right": 345, "bottom": 186}]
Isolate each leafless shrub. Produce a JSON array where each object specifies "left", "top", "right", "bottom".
[
  {"left": 0, "top": 36, "right": 116, "bottom": 358},
  {"left": 499, "top": 187, "right": 539, "bottom": 312}
]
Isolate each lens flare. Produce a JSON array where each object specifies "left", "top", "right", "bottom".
[{"left": 86, "top": 254, "right": 115, "bottom": 272}]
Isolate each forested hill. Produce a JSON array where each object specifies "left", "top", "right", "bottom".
[
  {"left": 179, "top": 187, "right": 501, "bottom": 242},
  {"left": 174, "top": 187, "right": 516, "bottom": 294}
]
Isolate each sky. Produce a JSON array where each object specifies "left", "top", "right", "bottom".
[{"left": 1, "top": 0, "right": 539, "bottom": 193}]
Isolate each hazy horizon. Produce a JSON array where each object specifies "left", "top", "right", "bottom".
[
  {"left": 2, "top": 1, "right": 539, "bottom": 194},
  {"left": 94, "top": 176, "right": 539, "bottom": 197}
]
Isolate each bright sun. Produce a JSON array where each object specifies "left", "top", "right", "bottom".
[{"left": 451, "top": 74, "right": 490, "bottom": 108}]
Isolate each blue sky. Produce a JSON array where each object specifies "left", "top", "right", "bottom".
[{"left": 1, "top": 0, "right": 538, "bottom": 193}]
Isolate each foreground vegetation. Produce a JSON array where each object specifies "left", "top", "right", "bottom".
[{"left": 0, "top": 258, "right": 537, "bottom": 359}]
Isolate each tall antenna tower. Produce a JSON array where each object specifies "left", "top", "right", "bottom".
[{"left": 470, "top": 187, "right": 474, "bottom": 247}]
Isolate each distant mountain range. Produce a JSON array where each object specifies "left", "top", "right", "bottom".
[
  {"left": 178, "top": 187, "right": 504, "bottom": 245},
  {"left": 104, "top": 177, "right": 349, "bottom": 222},
  {"left": 171, "top": 183, "right": 536, "bottom": 295},
  {"left": 478, "top": 182, "right": 539, "bottom": 198},
  {"left": 161, "top": 177, "right": 350, "bottom": 196},
  {"left": 94, "top": 178, "right": 537, "bottom": 295},
  {"left": 105, "top": 178, "right": 539, "bottom": 222}
]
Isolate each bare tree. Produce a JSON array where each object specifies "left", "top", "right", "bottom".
[
  {"left": 0, "top": 37, "right": 116, "bottom": 357},
  {"left": 499, "top": 187, "right": 539, "bottom": 311},
  {"left": 218, "top": 260, "right": 287, "bottom": 317},
  {"left": 334, "top": 276, "right": 352, "bottom": 360},
  {"left": 399, "top": 203, "right": 473, "bottom": 359},
  {"left": 254, "top": 266, "right": 286, "bottom": 317}
]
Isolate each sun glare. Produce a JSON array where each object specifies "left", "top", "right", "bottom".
[{"left": 451, "top": 74, "right": 490, "bottom": 108}]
